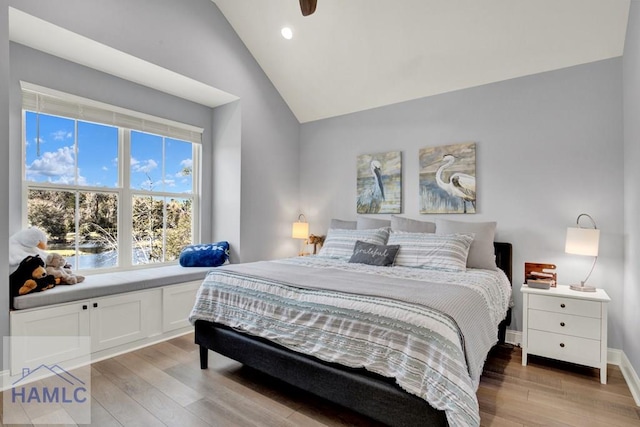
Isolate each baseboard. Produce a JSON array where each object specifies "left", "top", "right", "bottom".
[
  {"left": 505, "top": 329, "right": 522, "bottom": 346},
  {"left": 620, "top": 351, "right": 640, "bottom": 406},
  {"left": 0, "top": 369, "right": 7, "bottom": 386},
  {"left": 505, "top": 329, "right": 640, "bottom": 406}
]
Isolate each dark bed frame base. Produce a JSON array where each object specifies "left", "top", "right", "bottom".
[
  {"left": 195, "top": 242, "right": 512, "bottom": 427},
  {"left": 196, "top": 321, "right": 448, "bottom": 426}
]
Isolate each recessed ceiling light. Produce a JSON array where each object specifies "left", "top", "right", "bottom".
[{"left": 281, "top": 27, "right": 293, "bottom": 40}]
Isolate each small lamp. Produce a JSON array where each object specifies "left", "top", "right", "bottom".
[
  {"left": 292, "top": 214, "right": 309, "bottom": 255},
  {"left": 565, "top": 213, "right": 600, "bottom": 292}
]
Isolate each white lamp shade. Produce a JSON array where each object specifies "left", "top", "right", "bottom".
[
  {"left": 565, "top": 227, "right": 600, "bottom": 256},
  {"left": 292, "top": 221, "right": 309, "bottom": 239}
]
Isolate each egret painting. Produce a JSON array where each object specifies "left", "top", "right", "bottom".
[
  {"left": 419, "top": 143, "right": 476, "bottom": 214},
  {"left": 356, "top": 151, "right": 401, "bottom": 214}
]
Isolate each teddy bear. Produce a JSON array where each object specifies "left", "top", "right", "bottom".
[
  {"left": 9, "top": 255, "right": 56, "bottom": 309},
  {"left": 9, "top": 227, "right": 50, "bottom": 275},
  {"left": 45, "top": 252, "right": 85, "bottom": 285}
]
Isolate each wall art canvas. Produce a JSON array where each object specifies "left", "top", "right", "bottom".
[
  {"left": 419, "top": 142, "right": 476, "bottom": 214},
  {"left": 356, "top": 151, "right": 402, "bottom": 214}
]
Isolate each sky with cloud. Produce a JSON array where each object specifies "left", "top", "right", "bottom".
[{"left": 25, "top": 112, "right": 193, "bottom": 193}]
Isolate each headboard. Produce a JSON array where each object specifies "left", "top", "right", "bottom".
[{"left": 494, "top": 242, "right": 513, "bottom": 285}]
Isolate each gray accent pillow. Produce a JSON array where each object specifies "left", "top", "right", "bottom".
[
  {"left": 349, "top": 240, "right": 400, "bottom": 266},
  {"left": 330, "top": 218, "right": 357, "bottom": 230},
  {"left": 317, "top": 227, "right": 390, "bottom": 260},
  {"left": 357, "top": 217, "right": 391, "bottom": 230},
  {"left": 390, "top": 215, "right": 436, "bottom": 233},
  {"left": 435, "top": 219, "right": 497, "bottom": 270}
]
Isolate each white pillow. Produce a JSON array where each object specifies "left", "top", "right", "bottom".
[
  {"left": 318, "top": 227, "right": 390, "bottom": 260},
  {"left": 435, "top": 219, "right": 497, "bottom": 270},
  {"left": 357, "top": 217, "right": 391, "bottom": 230},
  {"left": 390, "top": 215, "right": 436, "bottom": 233},
  {"left": 388, "top": 231, "right": 474, "bottom": 272},
  {"left": 329, "top": 218, "right": 357, "bottom": 230}
]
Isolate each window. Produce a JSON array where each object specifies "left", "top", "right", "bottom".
[{"left": 22, "top": 83, "right": 202, "bottom": 271}]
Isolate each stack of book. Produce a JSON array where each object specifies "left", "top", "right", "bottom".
[
  {"left": 524, "top": 262, "right": 557, "bottom": 289},
  {"left": 526, "top": 278, "right": 553, "bottom": 289}
]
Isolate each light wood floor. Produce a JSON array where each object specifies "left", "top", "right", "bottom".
[{"left": 1, "top": 335, "right": 638, "bottom": 426}]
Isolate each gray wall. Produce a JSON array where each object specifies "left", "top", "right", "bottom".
[
  {"left": 623, "top": 2, "right": 640, "bottom": 377},
  {"left": 300, "top": 59, "right": 625, "bottom": 348},
  {"left": 0, "top": 0, "right": 300, "bottom": 366}
]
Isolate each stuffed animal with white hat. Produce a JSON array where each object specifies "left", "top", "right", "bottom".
[{"left": 9, "top": 227, "right": 50, "bottom": 275}]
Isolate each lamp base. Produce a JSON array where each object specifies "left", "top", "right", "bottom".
[{"left": 569, "top": 284, "right": 597, "bottom": 292}]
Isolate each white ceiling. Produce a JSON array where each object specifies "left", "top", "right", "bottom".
[{"left": 213, "top": 0, "right": 630, "bottom": 123}]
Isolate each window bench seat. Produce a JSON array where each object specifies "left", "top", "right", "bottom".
[{"left": 12, "top": 265, "right": 211, "bottom": 310}]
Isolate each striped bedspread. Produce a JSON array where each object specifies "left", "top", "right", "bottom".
[{"left": 189, "top": 256, "right": 511, "bottom": 427}]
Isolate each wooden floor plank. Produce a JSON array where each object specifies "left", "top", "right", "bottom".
[
  {"left": 0, "top": 390, "right": 34, "bottom": 426},
  {"left": 114, "top": 351, "right": 203, "bottom": 407},
  {"left": 93, "top": 358, "right": 210, "bottom": 427},
  {"left": 165, "top": 359, "right": 301, "bottom": 424},
  {"left": 79, "top": 397, "right": 122, "bottom": 427},
  {"left": 146, "top": 340, "right": 199, "bottom": 366},
  {"left": 132, "top": 346, "right": 181, "bottom": 371},
  {"left": 166, "top": 334, "right": 200, "bottom": 354},
  {"left": 90, "top": 373, "right": 165, "bottom": 427}
]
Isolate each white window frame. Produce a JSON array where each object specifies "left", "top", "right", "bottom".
[{"left": 21, "top": 82, "right": 202, "bottom": 272}]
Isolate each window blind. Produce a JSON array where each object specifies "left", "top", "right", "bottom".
[{"left": 21, "top": 82, "right": 203, "bottom": 144}]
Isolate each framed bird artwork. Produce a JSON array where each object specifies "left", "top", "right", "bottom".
[
  {"left": 419, "top": 142, "right": 476, "bottom": 214},
  {"left": 356, "top": 151, "right": 402, "bottom": 214}
]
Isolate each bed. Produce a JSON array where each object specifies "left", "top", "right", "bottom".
[{"left": 190, "top": 229, "right": 512, "bottom": 427}]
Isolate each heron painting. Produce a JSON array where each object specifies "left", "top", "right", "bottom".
[
  {"left": 356, "top": 151, "right": 401, "bottom": 214},
  {"left": 419, "top": 142, "right": 476, "bottom": 214}
]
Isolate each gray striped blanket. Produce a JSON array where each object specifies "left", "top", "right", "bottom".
[{"left": 189, "top": 256, "right": 511, "bottom": 427}]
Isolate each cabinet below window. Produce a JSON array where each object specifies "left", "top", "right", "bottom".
[{"left": 9, "top": 281, "right": 201, "bottom": 376}]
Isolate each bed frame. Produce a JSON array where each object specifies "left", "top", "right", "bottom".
[{"left": 195, "top": 242, "right": 512, "bottom": 427}]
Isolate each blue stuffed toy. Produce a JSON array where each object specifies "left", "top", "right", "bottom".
[{"left": 179, "top": 241, "right": 230, "bottom": 267}]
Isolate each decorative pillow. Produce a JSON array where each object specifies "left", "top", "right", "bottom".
[
  {"left": 390, "top": 215, "right": 436, "bottom": 233},
  {"left": 348, "top": 241, "right": 400, "bottom": 266},
  {"left": 179, "top": 241, "right": 230, "bottom": 267},
  {"left": 330, "top": 218, "right": 357, "bottom": 230},
  {"left": 357, "top": 217, "right": 391, "bottom": 230},
  {"left": 388, "top": 231, "right": 474, "bottom": 272},
  {"left": 435, "top": 219, "right": 497, "bottom": 270},
  {"left": 317, "top": 228, "right": 390, "bottom": 260}
]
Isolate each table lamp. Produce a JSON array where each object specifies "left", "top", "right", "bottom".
[
  {"left": 292, "top": 214, "right": 309, "bottom": 256},
  {"left": 565, "top": 213, "right": 600, "bottom": 292}
]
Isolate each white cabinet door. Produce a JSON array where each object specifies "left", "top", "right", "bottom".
[
  {"left": 10, "top": 302, "right": 91, "bottom": 375},
  {"left": 90, "top": 291, "right": 155, "bottom": 352},
  {"left": 162, "top": 281, "right": 200, "bottom": 332}
]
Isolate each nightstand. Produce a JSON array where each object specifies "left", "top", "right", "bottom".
[{"left": 521, "top": 284, "right": 610, "bottom": 384}]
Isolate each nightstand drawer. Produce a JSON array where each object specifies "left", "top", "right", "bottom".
[
  {"left": 529, "top": 294, "right": 601, "bottom": 318},
  {"left": 527, "top": 329, "right": 601, "bottom": 367},
  {"left": 528, "top": 309, "right": 601, "bottom": 340}
]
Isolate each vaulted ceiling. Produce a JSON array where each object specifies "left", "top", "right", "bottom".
[{"left": 213, "top": 0, "right": 629, "bottom": 123}]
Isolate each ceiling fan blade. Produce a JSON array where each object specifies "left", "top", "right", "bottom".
[{"left": 299, "top": 0, "right": 317, "bottom": 16}]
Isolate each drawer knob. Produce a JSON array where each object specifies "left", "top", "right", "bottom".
[
  {"left": 560, "top": 343, "right": 565, "bottom": 348},
  {"left": 560, "top": 322, "right": 565, "bottom": 327},
  {"left": 82, "top": 305, "right": 88, "bottom": 310},
  {"left": 560, "top": 303, "right": 566, "bottom": 308}
]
